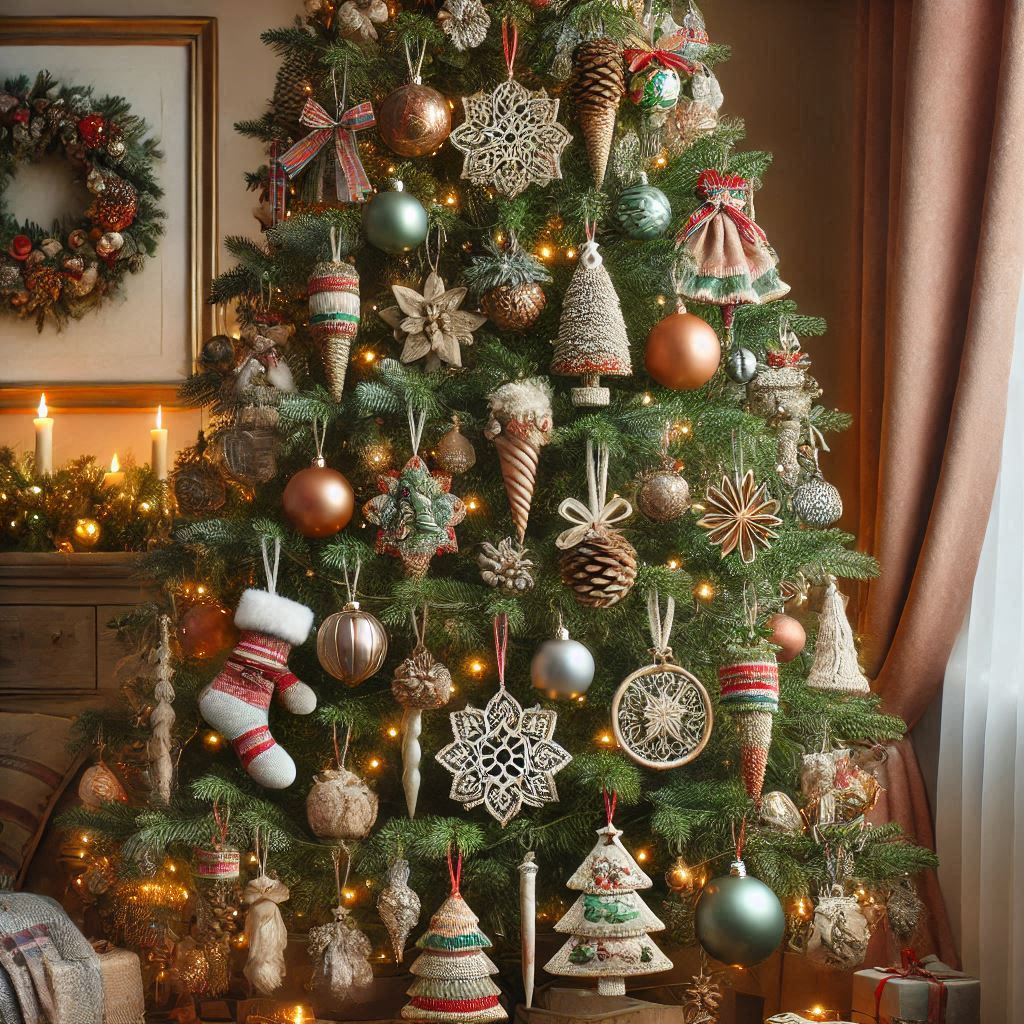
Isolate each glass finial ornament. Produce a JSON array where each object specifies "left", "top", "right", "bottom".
[
  {"left": 450, "top": 20, "right": 572, "bottom": 198},
  {"left": 612, "top": 591, "right": 713, "bottom": 769},
  {"left": 378, "top": 40, "right": 451, "bottom": 157},
  {"left": 363, "top": 181, "right": 429, "bottom": 254},
  {"left": 436, "top": 614, "right": 571, "bottom": 826}
]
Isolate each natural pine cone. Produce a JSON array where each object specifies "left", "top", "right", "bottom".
[
  {"left": 23, "top": 264, "right": 63, "bottom": 312},
  {"left": 477, "top": 537, "right": 535, "bottom": 593},
  {"left": 558, "top": 526, "right": 637, "bottom": 608},
  {"left": 392, "top": 646, "right": 453, "bottom": 710},
  {"left": 570, "top": 38, "right": 625, "bottom": 110},
  {"left": 273, "top": 51, "right": 312, "bottom": 136}
]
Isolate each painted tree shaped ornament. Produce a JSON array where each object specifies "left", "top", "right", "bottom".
[
  {"left": 545, "top": 792, "right": 673, "bottom": 995},
  {"left": 363, "top": 404, "right": 467, "bottom": 577},
  {"left": 436, "top": 614, "right": 571, "bottom": 826},
  {"left": 551, "top": 228, "right": 632, "bottom": 407},
  {"left": 402, "top": 851, "right": 507, "bottom": 1023},
  {"left": 612, "top": 591, "right": 713, "bottom": 769}
]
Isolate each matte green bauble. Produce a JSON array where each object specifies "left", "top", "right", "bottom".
[
  {"left": 362, "top": 186, "right": 429, "bottom": 254},
  {"left": 615, "top": 181, "right": 672, "bottom": 240},
  {"left": 695, "top": 860, "right": 785, "bottom": 966},
  {"left": 725, "top": 346, "right": 758, "bottom": 384},
  {"left": 628, "top": 66, "right": 681, "bottom": 111}
]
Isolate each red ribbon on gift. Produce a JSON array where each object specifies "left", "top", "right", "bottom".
[
  {"left": 623, "top": 46, "right": 699, "bottom": 76},
  {"left": 676, "top": 168, "right": 767, "bottom": 247},
  {"left": 279, "top": 97, "right": 375, "bottom": 203},
  {"left": 873, "top": 948, "right": 954, "bottom": 1024}
]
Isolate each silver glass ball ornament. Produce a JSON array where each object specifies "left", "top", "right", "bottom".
[
  {"left": 615, "top": 178, "right": 672, "bottom": 241},
  {"left": 792, "top": 473, "right": 843, "bottom": 526},
  {"left": 530, "top": 626, "right": 596, "bottom": 700},
  {"left": 362, "top": 183, "right": 429, "bottom": 254},
  {"left": 695, "top": 860, "right": 786, "bottom": 967},
  {"left": 725, "top": 346, "right": 758, "bottom": 384}
]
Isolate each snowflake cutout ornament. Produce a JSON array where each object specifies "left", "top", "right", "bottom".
[
  {"left": 436, "top": 613, "right": 571, "bottom": 825},
  {"left": 450, "top": 77, "right": 572, "bottom": 199}
]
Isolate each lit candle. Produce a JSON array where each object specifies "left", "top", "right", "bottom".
[
  {"left": 150, "top": 405, "right": 169, "bottom": 480},
  {"left": 101, "top": 453, "right": 125, "bottom": 491},
  {"left": 33, "top": 394, "right": 53, "bottom": 475}
]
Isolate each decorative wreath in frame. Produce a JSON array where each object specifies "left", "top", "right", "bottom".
[{"left": 0, "top": 71, "right": 164, "bottom": 330}]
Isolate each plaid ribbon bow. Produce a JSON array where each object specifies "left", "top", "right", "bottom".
[
  {"left": 873, "top": 948, "right": 955, "bottom": 1024},
  {"left": 623, "top": 46, "right": 699, "bottom": 76},
  {"left": 279, "top": 97, "right": 376, "bottom": 203},
  {"left": 676, "top": 168, "right": 767, "bottom": 247}
]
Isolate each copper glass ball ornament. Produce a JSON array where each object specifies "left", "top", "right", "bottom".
[
  {"left": 765, "top": 612, "right": 806, "bottom": 663},
  {"left": 178, "top": 603, "right": 238, "bottom": 660},
  {"left": 378, "top": 81, "right": 451, "bottom": 157},
  {"left": 636, "top": 468, "right": 691, "bottom": 523},
  {"left": 317, "top": 601, "right": 388, "bottom": 686},
  {"left": 282, "top": 457, "right": 355, "bottom": 538},
  {"left": 645, "top": 303, "right": 721, "bottom": 390}
]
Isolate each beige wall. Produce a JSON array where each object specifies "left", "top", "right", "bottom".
[{"left": 0, "top": 0, "right": 861, "bottom": 507}]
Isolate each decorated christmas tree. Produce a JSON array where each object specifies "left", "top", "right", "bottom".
[{"left": 60, "top": 0, "right": 939, "bottom": 1012}]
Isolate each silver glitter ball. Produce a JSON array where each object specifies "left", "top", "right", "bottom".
[{"left": 530, "top": 627, "right": 595, "bottom": 700}]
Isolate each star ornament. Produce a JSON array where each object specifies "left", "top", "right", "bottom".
[
  {"left": 698, "top": 469, "right": 782, "bottom": 564},
  {"left": 450, "top": 78, "right": 573, "bottom": 199},
  {"left": 379, "top": 271, "right": 487, "bottom": 371},
  {"left": 436, "top": 685, "right": 572, "bottom": 826}
]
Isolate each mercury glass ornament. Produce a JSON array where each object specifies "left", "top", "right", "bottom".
[
  {"left": 725, "top": 346, "right": 757, "bottom": 384},
  {"left": 362, "top": 184, "right": 429, "bottom": 254},
  {"left": 792, "top": 473, "right": 843, "bottom": 527},
  {"left": 317, "top": 601, "right": 388, "bottom": 685},
  {"left": 636, "top": 467, "right": 691, "bottom": 523},
  {"left": 530, "top": 626, "right": 596, "bottom": 700},
  {"left": 434, "top": 416, "right": 476, "bottom": 475},
  {"left": 378, "top": 82, "right": 451, "bottom": 157},
  {"left": 695, "top": 860, "right": 785, "bottom": 967},
  {"left": 615, "top": 178, "right": 672, "bottom": 240}
]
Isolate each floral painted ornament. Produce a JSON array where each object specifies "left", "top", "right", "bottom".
[{"left": 436, "top": 614, "right": 571, "bottom": 827}]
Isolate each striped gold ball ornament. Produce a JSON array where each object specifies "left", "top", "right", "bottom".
[{"left": 317, "top": 601, "right": 388, "bottom": 686}]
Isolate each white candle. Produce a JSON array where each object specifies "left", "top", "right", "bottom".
[
  {"left": 150, "top": 405, "right": 169, "bottom": 481},
  {"left": 33, "top": 393, "right": 54, "bottom": 476},
  {"left": 101, "top": 452, "right": 125, "bottom": 491}
]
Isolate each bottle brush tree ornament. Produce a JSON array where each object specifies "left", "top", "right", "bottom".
[
  {"left": 308, "top": 226, "right": 360, "bottom": 402},
  {"left": 806, "top": 577, "right": 870, "bottom": 694},
  {"left": 198, "top": 539, "right": 316, "bottom": 789},
  {"left": 551, "top": 232, "right": 632, "bottom": 407},
  {"left": 570, "top": 38, "right": 626, "bottom": 188},
  {"left": 545, "top": 793, "right": 673, "bottom": 996},
  {"left": 484, "top": 377, "right": 553, "bottom": 542}
]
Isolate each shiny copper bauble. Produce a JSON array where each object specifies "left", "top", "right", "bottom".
[
  {"left": 282, "top": 461, "right": 355, "bottom": 538},
  {"left": 644, "top": 310, "right": 721, "bottom": 390},
  {"left": 378, "top": 83, "right": 451, "bottom": 157},
  {"left": 317, "top": 601, "right": 388, "bottom": 686},
  {"left": 178, "top": 603, "right": 238, "bottom": 660},
  {"left": 765, "top": 612, "right": 806, "bottom": 663}
]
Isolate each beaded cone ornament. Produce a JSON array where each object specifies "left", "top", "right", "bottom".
[
  {"left": 556, "top": 441, "right": 637, "bottom": 608},
  {"left": 402, "top": 852, "right": 507, "bottom": 1023},
  {"left": 806, "top": 578, "right": 870, "bottom": 694},
  {"left": 308, "top": 226, "right": 360, "bottom": 402},
  {"left": 718, "top": 648, "right": 779, "bottom": 800},
  {"left": 436, "top": 614, "right": 571, "bottom": 827},
  {"left": 551, "top": 231, "right": 632, "bottom": 407},
  {"left": 612, "top": 591, "right": 713, "bottom": 770},
  {"left": 545, "top": 793, "right": 673, "bottom": 997}
]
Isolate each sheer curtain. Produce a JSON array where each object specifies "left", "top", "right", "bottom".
[{"left": 936, "top": 273, "right": 1024, "bottom": 1022}]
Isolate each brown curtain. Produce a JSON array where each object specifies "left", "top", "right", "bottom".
[{"left": 853, "top": 0, "right": 1024, "bottom": 965}]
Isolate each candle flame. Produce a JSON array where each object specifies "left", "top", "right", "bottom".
[
  {"left": 110, "top": 453, "right": 120, "bottom": 473},
  {"left": 155, "top": 405, "right": 162, "bottom": 429},
  {"left": 37, "top": 394, "right": 48, "bottom": 418}
]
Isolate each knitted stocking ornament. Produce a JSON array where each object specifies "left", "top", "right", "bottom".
[{"left": 199, "top": 542, "right": 316, "bottom": 788}]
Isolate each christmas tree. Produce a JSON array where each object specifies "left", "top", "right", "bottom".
[{"left": 63, "top": 0, "right": 938, "bottom": 1010}]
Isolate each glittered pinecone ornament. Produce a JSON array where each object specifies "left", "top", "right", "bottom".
[
  {"left": 477, "top": 537, "right": 535, "bottom": 593},
  {"left": 86, "top": 175, "right": 138, "bottom": 231},
  {"left": 434, "top": 416, "right": 476, "bottom": 475},
  {"left": 438, "top": 0, "right": 490, "bottom": 50},
  {"left": 571, "top": 38, "right": 626, "bottom": 187},
  {"left": 886, "top": 877, "right": 924, "bottom": 942},
  {"left": 556, "top": 442, "right": 637, "bottom": 608},
  {"left": 485, "top": 378, "right": 553, "bottom": 542},
  {"left": 378, "top": 857, "right": 421, "bottom": 963},
  {"left": 718, "top": 652, "right": 779, "bottom": 800},
  {"left": 806, "top": 578, "right": 870, "bottom": 694},
  {"left": 308, "top": 229, "right": 360, "bottom": 402},
  {"left": 464, "top": 236, "right": 551, "bottom": 332}
]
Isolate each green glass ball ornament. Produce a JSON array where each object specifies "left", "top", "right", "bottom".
[
  {"left": 628, "top": 66, "right": 681, "bottom": 111},
  {"left": 530, "top": 626, "right": 596, "bottom": 700},
  {"left": 725, "top": 346, "right": 758, "bottom": 384},
  {"left": 362, "top": 183, "right": 428, "bottom": 254},
  {"left": 695, "top": 860, "right": 785, "bottom": 966},
  {"left": 615, "top": 179, "right": 672, "bottom": 241}
]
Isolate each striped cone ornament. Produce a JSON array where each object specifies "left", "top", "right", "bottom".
[
  {"left": 308, "top": 230, "right": 360, "bottom": 401},
  {"left": 718, "top": 657, "right": 779, "bottom": 800}
]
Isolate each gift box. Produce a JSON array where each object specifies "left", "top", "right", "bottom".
[
  {"left": 515, "top": 986, "right": 684, "bottom": 1024},
  {"left": 851, "top": 952, "right": 980, "bottom": 1024}
]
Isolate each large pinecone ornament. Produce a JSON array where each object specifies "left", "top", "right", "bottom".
[
  {"left": 273, "top": 51, "right": 312, "bottom": 137},
  {"left": 558, "top": 526, "right": 637, "bottom": 608},
  {"left": 571, "top": 38, "right": 626, "bottom": 188}
]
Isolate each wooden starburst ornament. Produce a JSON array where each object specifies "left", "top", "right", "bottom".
[{"left": 698, "top": 469, "right": 781, "bottom": 564}]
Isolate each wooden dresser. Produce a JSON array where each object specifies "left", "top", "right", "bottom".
[{"left": 0, "top": 552, "right": 159, "bottom": 713}]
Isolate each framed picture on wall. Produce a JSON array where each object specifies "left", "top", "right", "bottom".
[{"left": 0, "top": 16, "right": 217, "bottom": 411}]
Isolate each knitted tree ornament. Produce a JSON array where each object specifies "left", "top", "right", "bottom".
[
  {"left": 718, "top": 655, "right": 779, "bottom": 800},
  {"left": 198, "top": 541, "right": 315, "bottom": 789},
  {"left": 806, "top": 578, "right": 870, "bottom": 694}
]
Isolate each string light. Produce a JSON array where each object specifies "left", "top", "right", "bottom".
[
  {"left": 202, "top": 730, "right": 223, "bottom": 750},
  {"left": 693, "top": 580, "right": 716, "bottom": 603},
  {"left": 467, "top": 658, "right": 485, "bottom": 676},
  {"left": 656, "top": 294, "right": 667, "bottom": 306},
  {"left": 386, "top": 726, "right": 399, "bottom": 739},
  {"left": 342, "top": 888, "right": 357, "bottom": 902},
  {"left": 641, "top": 392, "right": 653, "bottom": 406},
  {"left": 636, "top": 849, "right": 649, "bottom": 863},
  {"left": 597, "top": 731, "right": 614, "bottom": 746},
  {"left": 538, "top": 244, "right": 554, "bottom": 260},
  {"left": 666, "top": 557, "right": 681, "bottom": 570},
  {"left": 367, "top": 756, "right": 382, "bottom": 770},
  {"left": 465, "top": 496, "right": 481, "bottom": 512},
  {"left": 444, "top": 192, "right": 458, "bottom": 207},
  {"left": 565, "top": 247, "right": 577, "bottom": 259}
]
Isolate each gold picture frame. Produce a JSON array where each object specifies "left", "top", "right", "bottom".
[{"left": 0, "top": 16, "right": 217, "bottom": 412}]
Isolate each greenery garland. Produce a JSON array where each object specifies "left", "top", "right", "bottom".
[{"left": 0, "top": 71, "right": 164, "bottom": 330}]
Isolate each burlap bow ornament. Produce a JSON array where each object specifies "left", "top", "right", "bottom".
[{"left": 555, "top": 441, "right": 633, "bottom": 549}]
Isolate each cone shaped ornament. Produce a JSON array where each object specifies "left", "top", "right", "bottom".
[
  {"left": 571, "top": 39, "right": 625, "bottom": 188},
  {"left": 552, "top": 239, "right": 632, "bottom": 407},
  {"left": 545, "top": 810, "right": 672, "bottom": 996},
  {"left": 309, "top": 228, "right": 360, "bottom": 401},
  {"left": 807, "top": 579, "right": 870, "bottom": 694},
  {"left": 718, "top": 656, "right": 779, "bottom": 800},
  {"left": 485, "top": 378, "right": 553, "bottom": 542}
]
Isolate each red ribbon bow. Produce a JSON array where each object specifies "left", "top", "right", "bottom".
[
  {"left": 623, "top": 46, "right": 699, "bottom": 76},
  {"left": 766, "top": 350, "right": 804, "bottom": 368},
  {"left": 676, "top": 168, "right": 767, "bottom": 248},
  {"left": 279, "top": 97, "right": 376, "bottom": 203},
  {"left": 873, "top": 948, "right": 954, "bottom": 1024}
]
